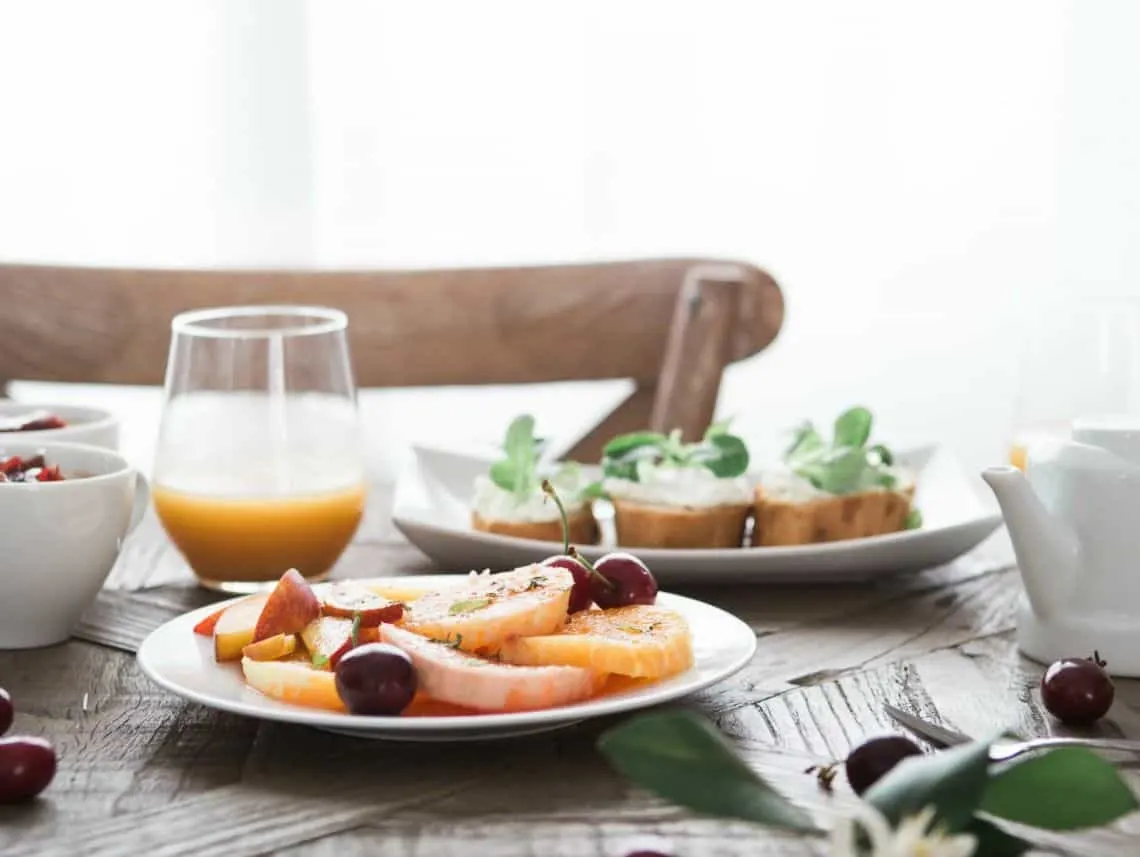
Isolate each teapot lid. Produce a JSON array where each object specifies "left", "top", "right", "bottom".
[{"left": 1072, "top": 415, "right": 1140, "bottom": 463}]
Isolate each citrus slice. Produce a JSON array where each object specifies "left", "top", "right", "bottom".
[
  {"left": 498, "top": 604, "right": 693, "bottom": 679},
  {"left": 401, "top": 565, "right": 572, "bottom": 654}
]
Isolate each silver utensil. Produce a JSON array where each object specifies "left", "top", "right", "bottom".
[{"left": 884, "top": 703, "right": 1140, "bottom": 762}]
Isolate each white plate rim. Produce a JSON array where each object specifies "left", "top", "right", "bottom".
[{"left": 136, "top": 582, "right": 758, "bottom": 734}]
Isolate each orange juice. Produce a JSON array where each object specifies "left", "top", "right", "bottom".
[{"left": 153, "top": 483, "right": 367, "bottom": 587}]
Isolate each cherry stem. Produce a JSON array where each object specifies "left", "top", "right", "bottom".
[
  {"left": 568, "top": 546, "right": 616, "bottom": 591},
  {"left": 541, "top": 478, "right": 616, "bottom": 591},
  {"left": 541, "top": 479, "right": 571, "bottom": 555},
  {"left": 1092, "top": 650, "right": 1108, "bottom": 669}
]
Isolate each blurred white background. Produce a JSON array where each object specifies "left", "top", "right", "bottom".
[{"left": 1, "top": 0, "right": 1138, "bottom": 480}]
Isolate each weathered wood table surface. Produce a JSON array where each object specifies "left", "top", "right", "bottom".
[{"left": 3, "top": 479, "right": 1139, "bottom": 856}]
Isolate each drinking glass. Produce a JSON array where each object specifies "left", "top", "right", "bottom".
[
  {"left": 153, "top": 306, "right": 366, "bottom": 592},
  {"left": 1010, "top": 296, "right": 1140, "bottom": 470}
]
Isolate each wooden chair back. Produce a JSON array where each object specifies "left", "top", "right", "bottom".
[{"left": 0, "top": 258, "right": 783, "bottom": 459}]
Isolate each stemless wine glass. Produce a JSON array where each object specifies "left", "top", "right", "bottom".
[
  {"left": 1010, "top": 296, "right": 1140, "bottom": 469},
  {"left": 153, "top": 306, "right": 367, "bottom": 592}
]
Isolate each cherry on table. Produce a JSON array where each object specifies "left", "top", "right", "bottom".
[
  {"left": 1041, "top": 652, "right": 1115, "bottom": 726},
  {"left": 542, "top": 554, "right": 594, "bottom": 613},
  {"left": 843, "top": 735, "right": 922, "bottom": 795},
  {"left": 0, "top": 688, "right": 12, "bottom": 737},
  {"left": 589, "top": 552, "right": 658, "bottom": 609},
  {"left": 334, "top": 642, "right": 417, "bottom": 716},
  {"left": 0, "top": 736, "right": 56, "bottom": 803}
]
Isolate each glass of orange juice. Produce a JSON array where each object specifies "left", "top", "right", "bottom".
[
  {"left": 153, "top": 306, "right": 366, "bottom": 592},
  {"left": 1010, "top": 297, "right": 1140, "bottom": 471}
]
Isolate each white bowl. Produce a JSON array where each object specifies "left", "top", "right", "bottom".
[
  {"left": 0, "top": 402, "right": 119, "bottom": 449},
  {"left": 0, "top": 441, "right": 148, "bottom": 649}
]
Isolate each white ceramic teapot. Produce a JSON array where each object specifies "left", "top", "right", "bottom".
[{"left": 982, "top": 416, "right": 1140, "bottom": 677}]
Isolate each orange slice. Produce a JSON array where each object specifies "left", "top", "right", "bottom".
[
  {"left": 498, "top": 604, "right": 693, "bottom": 679},
  {"left": 401, "top": 565, "right": 572, "bottom": 654}
]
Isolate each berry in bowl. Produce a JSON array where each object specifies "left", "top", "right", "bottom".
[
  {"left": 0, "top": 403, "right": 119, "bottom": 450},
  {"left": 0, "top": 441, "right": 148, "bottom": 649}
]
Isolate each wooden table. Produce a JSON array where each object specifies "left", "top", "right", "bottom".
[{"left": 2, "top": 482, "right": 1139, "bottom": 856}]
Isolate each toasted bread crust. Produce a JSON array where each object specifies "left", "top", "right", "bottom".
[
  {"left": 752, "top": 484, "right": 914, "bottom": 546},
  {"left": 611, "top": 498, "right": 750, "bottom": 549},
  {"left": 472, "top": 507, "right": 599, "bottom": 545}
]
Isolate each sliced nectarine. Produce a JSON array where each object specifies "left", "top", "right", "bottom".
[
  {"left": 242, "top": 633, "right": 297, "bottom": 661},
  {"left": 193, "top": 605, "right": 227, "bottom": 637},
  {"left": 320, "top": 581, "right": 405, "bottom": 626},
  {"left": 299, "top": 616, "right": 355, "bottom": 669},
  {"left": 253, "top": 569, "right": 321, "bottom": 642},
  {"left": 360, "top": 580, "right": 434, "bottom": 603},
  {"left": 241, "top": 657, "right": 346, "bottom": 711},
  {"left": 213, "top": 594, "right": 269, "bottom": 662}
]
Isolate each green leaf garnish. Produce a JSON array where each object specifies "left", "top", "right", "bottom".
[
  {"left": 783, "top": 407, "right": 899, "bottom": 496},
  {"left": 448, "top": 597, "right": 492, "bottom": 615},
  {"left": 597, "top": 710, "right": 817, "bottom": 833},
  {"left": 488, "top": 414, "right": 542, "bottom": 500},
  {"left": 864, "top": 732, "right": 999, "bottom": 832},
  {"left": 350, "top": 612, "right": 362, "bottom": 648},
  {"left": 601, "top": 423, "right": 750, "bottom": 482},
  {"left": 905, "top": 508, "right": 923, "bottom": 529},
  {"left": 980, "top": 747, "right": 1139, "bottom": 830},
  {"left": 311, "top": 652, "right": 330, "bottom": 668},
  {"left": 833, "top": 406, "right": 872, "bottom": 448}
]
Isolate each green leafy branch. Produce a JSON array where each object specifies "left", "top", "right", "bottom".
[
  {"left": 785, "top": 407, "right": 909, "bottom": 502},
  {"left": 598, "top": 710, "right": 1138, "bottom": 856},
  {"left": 601, "top": 422, "right": 750, "bottom": 483}
]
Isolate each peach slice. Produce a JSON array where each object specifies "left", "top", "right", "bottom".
[
  {"left": 253, "top": 569, "right": 321, "bottom": 643},
  {"left": 213, "top": 594, "right": 270, "bottom": 662},
  {"left": 319, "top": 581, "right": 405, "bottom": 626},
  {"left": 360, "top": 580, "right": 436, "bottom": 603},
  {"left": 241, "top": 657, "right": 346, "bottom": 712},
  {"left": 193, "top": 606, "right": 227, "bottom": 637},
  {"left": 242, "top": 633, "right": 298, "bottom": 662},
  {"left": 299, "top": 616, "right": 355, "bottom": 670}
]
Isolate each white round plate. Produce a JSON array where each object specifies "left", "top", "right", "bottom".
[
  {"left": 391, "top": 444, "right": 1003, "bottom": 584},
  {"left": 136, "top": 578, "right": 757, "bottom": 742}
]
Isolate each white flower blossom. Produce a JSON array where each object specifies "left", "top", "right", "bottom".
[{"left": 830, "top": 803, "right": 977, "bottom": 857}]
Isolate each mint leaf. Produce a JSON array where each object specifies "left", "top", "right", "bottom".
[
  {"left": 448, "top": 597, "right": 492, "bottom": 615},
  {"left": 980, "top": 747, "right": 1138, "bottom": 830},
  {"left": 785, "top": 422, "right": 824, "bottom": 463},
  {"left": 905, "top": 508, "right": 923, "bottom": 529},
  {"left": 598, "top": 711, "right": 817, "bottom": 833},
  {"left": 490, "top": 414, "right": 541, "bottom": 499},
  {"left": 311, "top": 652, "right": 330, "bottom": 668},
  {"left": 602, "top": 431, "right": 667, "bottom": 458},
  {"left": 695, "top": 433, "right": 750, "bottom": 478},
  {"left": 833, "top": 406, "right": 873, "bottom": 447}
]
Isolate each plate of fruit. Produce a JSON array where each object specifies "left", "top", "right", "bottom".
[
  {"left": 137, "top": 514, "right": 756, "bottom": 740},
  {"left": 391, "top": 408, "right": 1003, "bottom": 583}
]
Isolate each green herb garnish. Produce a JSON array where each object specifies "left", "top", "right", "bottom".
[
  {"left": 489, "top": 414, "right": 542, "bottom": 499},
  {"left": 601, "top": 423, "right": 750, "bottom": 483},
  {"left": 350, "top": 612, "right": 362, "bottom": 647},
  {"left": 311, "top": 652, "right": 330, "bottom": 668},
  {"left": 783, "top": 406, "right": 906, "bottom": 496},
  {"left": 905, "top": 508, "right": 923, "bottom": 530},
  {"left": 448, "top": 597, "right": 492, "bottom": 615}
]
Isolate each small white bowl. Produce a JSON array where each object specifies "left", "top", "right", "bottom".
[
  {"left": 0, "top": 441, "right": 148, "bottom": 649},
  {"left": 0, "top": 402, "right": 119, "bottom": 450}
]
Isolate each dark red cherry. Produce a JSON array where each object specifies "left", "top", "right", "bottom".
[
  {"left": 543, "top": 555, "right": 593, "bottom": 613},
  {"left": 845, "top": 735, "right": 922, "bottom": 795},
  {"left": 0, "top": 688, "right": 11, "bottom": 737},
  {"left": 590, "top": 552, "right": 658, "bottom": 609},
  {"left": 0, "top": 736, "right": 56, "bottom": 802},
  {"left": 334, "top": 643, "right": 417, "bottom": 716},
  {"left": 1041, "top": 653, "right": 1115, "bottom": 726}
]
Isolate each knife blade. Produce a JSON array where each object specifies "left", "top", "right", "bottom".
[{"left": 883, "top": 703, "right": 973, "bottom": 747}]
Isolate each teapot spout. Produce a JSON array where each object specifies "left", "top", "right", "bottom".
[{"left": 982, "top": 465, "right": 1079, "bottom": 620}]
